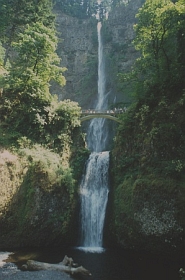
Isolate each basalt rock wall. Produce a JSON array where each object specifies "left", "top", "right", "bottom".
[
  {"left": 52, "top": 11, "right": 98, "bottom": 107},
  {"left": 52, "top": 0, "right": 143, "bottom": 108}
]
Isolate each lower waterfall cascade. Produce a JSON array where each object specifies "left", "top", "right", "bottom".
[{"left": 79, "top": 152, "right": 109, "bottom": 252}]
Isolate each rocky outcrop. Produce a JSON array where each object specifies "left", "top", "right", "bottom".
[
  {"left": 134, "top": 201, "right": 182, "bottom": 237},
  {"left": 132, "top": 182, "right": 184, "bottom": 253},
  {"left": 108, "top": 176, "right": 185, "bottom": 255},
  {"left": 0, "top": 144, "right": 85, "bottom": 249}
]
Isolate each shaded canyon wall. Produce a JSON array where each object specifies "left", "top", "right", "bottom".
[{"left": 52, "top": 0, "right": 143, "bottom": 108}]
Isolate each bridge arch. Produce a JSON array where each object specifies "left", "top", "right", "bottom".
[{"left": 80, "top": 113, "right": 122, "bottom": 123}]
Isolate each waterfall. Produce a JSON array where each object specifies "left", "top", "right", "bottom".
[
  {"left": 79, "top": 20, "right": 110, "bottom": 252},
  {"left": 79, "top": 152, "right": 109, "bottom": 251},
  {"left": 87, "top": 22, "right": 109, "bottom": 152}
]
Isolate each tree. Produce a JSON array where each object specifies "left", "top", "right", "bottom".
[
  {"left": 0, "top": 22, "right": 67, "bottom": 140},
  {"left": 133, "top": 0, "right": 185, "bottom": 96},
  {"left": 5, "top": 22, "right": 66, "bottom": 94},
  {"left": 0, "top": 0, "right": 55, "bottom": 66},
  {"left": 113, "top": 0, "right": 185, "bottom": 179}
]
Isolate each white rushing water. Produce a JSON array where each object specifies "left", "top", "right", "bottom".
[
  {"left": 79, "top": 20, "right": 110, "bottom": 252},
  {"left": 0, "top": 252, "right": 10, "bottom": 267},
  {"left": 79, "top": 152, "right": 109, "bottom": 252},
  {"left": 87, "top": 21, "right": 109, "bottom": 153}
]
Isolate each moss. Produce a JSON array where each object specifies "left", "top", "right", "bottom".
[
  {"left": 0, "top": 124, "right": 86, "bottom": 249},
  {"left": 109, "top": 170, "right": 185, "bottom": 254},
  {"left": 110, "top": 177, "right": 139, "bottom": 246}
]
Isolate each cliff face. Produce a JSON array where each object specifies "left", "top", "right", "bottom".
[
  {"left": 103, "top": 0, "right": 142, "bottom": 101},
  {"left": 52, "top": 0, "right": 143, "bottom": 108},
  {"left": 52, "top": 11, "right": 98, "bottom": 107}
]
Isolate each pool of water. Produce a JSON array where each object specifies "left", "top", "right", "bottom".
[{"left": 2, "top": 247, "right": 184, "bottom": 280}]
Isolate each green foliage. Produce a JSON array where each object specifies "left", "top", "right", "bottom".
[
  {"left": 0, "top": 43, "right": 5, "bottom": 66},
  {"left": 2, "top": 22, "right": 66, "bottom": 94},
  {"left": 112, "top": 0, "right": 185, "bottom": 185},
  {"left": 0, "top": 16, "right": 83, "bottom": 147},
  {"left": 111, "top": 176, "right": 140, "bottom": 245},
  {"left": 110, "top": 163, "right": 185, "bottom": 249},
  {"left": 179, "top": 268, "right": 185, "bottom": 280},
  {"left": 133, "top": 0, "right": 185, "bottom": 97},
  {"left": 54, "top": 99, "right": 81, "bottom": 129},
  {"left": 0, "top": 0, "right": 55, "bottom": 67},
  {"left": 70, "top": 146, "right": 90, "bottom": 181},
  {"left": 0, "top": 0, "right": 73, "bottom": 149},
  {"left": 112, "top": 102, "right": 185, "bottom": 183},
  {"left": 110, "top": 2, "right": 185, "bottom": 250},
  {"left": 0, "top": 126, "right": 21, "bottom": 147},
  {"left": 114, "top": 178, "right": 135, "bottom": 218},
  {"left": 0, "top": 0, "right": 90, "bottom": 247},
  {"left": 17, "top": 143, "right": 75, "bottom": 192},
  {"left": 11, "top": 144, "right": 78, "bottom": 241}
]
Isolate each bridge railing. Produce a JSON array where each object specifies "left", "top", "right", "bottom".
[{"left": 81, "top": 108, "right": 127, "bottom": 115}]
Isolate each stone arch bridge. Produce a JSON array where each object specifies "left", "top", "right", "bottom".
[{"left": 80, "top": 109, "right": 126, "bottom": 123}]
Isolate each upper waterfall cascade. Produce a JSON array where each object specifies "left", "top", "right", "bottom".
[{"left": 87, "top": 21, "right": 109, "bottom": 153}]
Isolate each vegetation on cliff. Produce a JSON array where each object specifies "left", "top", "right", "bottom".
[
  {"left": 0, "top": 0, "right": 89, "bottom": 248},
  {"left": 110, "top": 0, "right": 185, "bottom": 253}
]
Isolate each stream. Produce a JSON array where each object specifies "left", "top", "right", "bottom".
[{"left": 0, "top": 248, "right": 183, "bottom": 280}]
